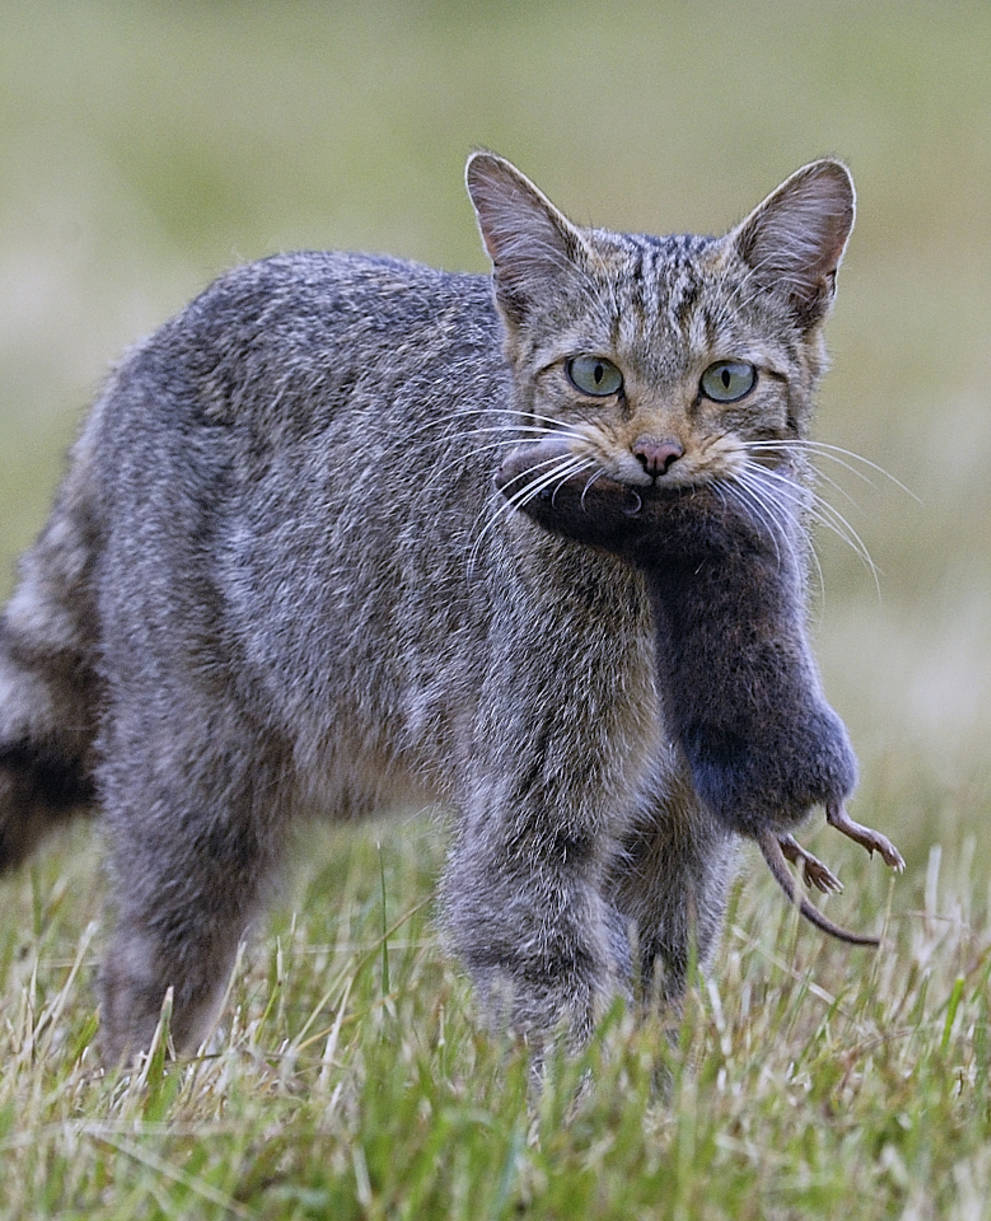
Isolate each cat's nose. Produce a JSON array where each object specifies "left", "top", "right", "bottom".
[{"left": 632, "top": 436, "right": 684, "bottom": 477}]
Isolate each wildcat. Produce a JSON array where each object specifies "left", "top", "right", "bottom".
[{"left": 0, "top": 151, "right": 857, "bottom": 1060}]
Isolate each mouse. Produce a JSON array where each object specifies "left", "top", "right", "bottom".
[{"left": 496, "top": 438, "right": 904, "bottom": 944}]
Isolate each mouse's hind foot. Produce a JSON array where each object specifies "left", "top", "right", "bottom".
[
  {"left": 825, "top": 802, "right": 905, "bottom": 871},
  {"left": 778, "top": 834, "right": 844, "bottom": 893}
]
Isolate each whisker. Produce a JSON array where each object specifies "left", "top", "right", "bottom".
[
  {"left": 722, "top": 472, "right": 787, "bottom": 567},
  {"left": 739, "top": 439, "right": 860, "bottom": 512},
  {"left": 734, "top": 473, "right": 792, "bottom": 539},
  {"left": 404, "top": 421, "right": 595, "bottom": 501},
  {"left": 410, "top": 429, "right": 569, "bottom": 498},
  {"left": 807, "top": 464, "right": 863, "bottom": 513},
  {"left": 436, "top": 427, "right": 590, "bottom": 466},
  {"left": 494, "top": 450, "right": 589, "bottom": 498},
  {"left": 459, "top": 425, "right": 590, "bottom": 444},
  {"left": 473, "top": 454, "right": 593, "bottom": 555},
  {"left": 579, "top": 468, "right": 608, "bottom": 512},
  {"left": 430, "top": 436, "right": 574, "bottom": 479},
  {"left": 401, "top": 405, "right": 588, "bottom": 449},
  {"left": 753, "top": 463, "right": 881, "bottom": 596},
  {"left": 732, "top": 464, "right": 826, "bottom": 597},
  {"left": 515, "top": 455, "right": 595, "bottom": 507},
  {"left": 746, "top": 439, "right": 919, "bottom": 501},
  {"left": 465, "top": 453, "right": 595, "bottom": 579}
]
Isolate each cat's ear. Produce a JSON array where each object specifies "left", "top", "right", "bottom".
[
  {"left": 730, "top": 160, "right": 855, "bottom": 331},
  {"left": 466, "top": 151, "right": 589, "bottom": 325}
]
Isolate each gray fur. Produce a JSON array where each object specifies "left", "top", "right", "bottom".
[
  {"left": 493, "top": 450, "right": 856, "bottom": 840},
  {"left": 493, "top": 445, "right": 900, "bottom": 945},
  {"left": 0, "top": 152, "right": 855, "bottom": 1060}
]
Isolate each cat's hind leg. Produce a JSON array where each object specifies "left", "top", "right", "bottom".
[{"left": 96, "top": 704, "right": 292, "bottom": 1063}]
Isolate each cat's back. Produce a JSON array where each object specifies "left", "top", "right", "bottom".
[
  {"left": 87, "top": 250, "right": 532, "bottom": 747},
  {"left": 188, "top": 249, "right": 496, "bottom": 394},
  {"left": 89, "top": 248, "right": 506, "bottom": 546},
  {"left": 101, "top": 250, "right": 495, "bottom": 430}
]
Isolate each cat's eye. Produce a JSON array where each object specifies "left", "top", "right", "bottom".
[
  {"left": 700, "top": 361, "right": 757, "bottom": 403},
  {"left": 566, "top": 355, "right": 624, "bottom": 397}
]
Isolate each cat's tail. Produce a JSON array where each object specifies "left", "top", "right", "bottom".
[{"left": 0, "top": 421, "right": 103, "bottom": 872}]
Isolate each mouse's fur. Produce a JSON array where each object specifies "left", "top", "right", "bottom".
[
  {"left": 496, "top": 453, "right": 856, "bottom": 837},
  {"left": 496, "top": 443, "right": 898, "bottom": 942}
]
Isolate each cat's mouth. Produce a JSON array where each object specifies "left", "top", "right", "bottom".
[
  {"left": 574, "top": 431, "right": 751, "bottom": 493},
  {"left": 495, "top": 441, "right": 725, "bottom": 515}
]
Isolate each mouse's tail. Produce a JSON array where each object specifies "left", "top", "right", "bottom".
[
  {"left": 755, "top": 828, "right": 880, "bottom": 946},
  {"left": 1, "top": 421, "right": 103, "bottom": 872}
]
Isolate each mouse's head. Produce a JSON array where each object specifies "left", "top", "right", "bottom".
[{"left": 494, "top": 437, "right": 779, "bottom": 565}]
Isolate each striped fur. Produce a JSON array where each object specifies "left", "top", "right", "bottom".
[{"left": 0, "top": 152, "right": 853, "bottom": 1061}]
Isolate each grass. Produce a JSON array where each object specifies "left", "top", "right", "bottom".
[
  {"left": 2, "top": 0, "right": 990, "bottom": 1217},
  {"left": 2, "top": 813, "right": 989, "bottom": 1219}
]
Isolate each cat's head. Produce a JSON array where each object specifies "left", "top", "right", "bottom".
[{"left": 466, "top": 151, "right": 854, "bottom": 491}]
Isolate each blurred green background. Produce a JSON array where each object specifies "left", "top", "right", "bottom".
[{"left": 1, "top": 0, "right": 988, "bottom": 865}]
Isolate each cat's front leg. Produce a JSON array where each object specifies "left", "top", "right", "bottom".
[
  {"left": 606, "top": 758, "right": 737, "bottom": 1009},
  {"left": 441, "top": 769, "right": 630, "bottom": 1054}
]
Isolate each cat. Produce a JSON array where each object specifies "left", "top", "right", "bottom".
[{"left": 0, "top": 150, "right": 856, "bottom": 1061}]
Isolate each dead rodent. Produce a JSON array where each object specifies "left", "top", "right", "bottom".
[{"left": 496, "top": 439, "right": 904, "bottom": 944}]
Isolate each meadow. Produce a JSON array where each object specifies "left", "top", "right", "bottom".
[{"left": 1, "top": 2, "right": 989, "bottom": 1216}]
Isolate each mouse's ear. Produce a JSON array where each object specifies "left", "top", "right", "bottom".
[
  {"left": 466, "top": 151, "right": 592, "bottom": 327},
  {"left": 729, "top": 159, "right": 855, "bottom": 332}
]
